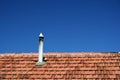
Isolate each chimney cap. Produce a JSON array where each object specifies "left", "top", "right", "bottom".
[{"left": 39, "top": 33, "right": 44, "bottom": 37}]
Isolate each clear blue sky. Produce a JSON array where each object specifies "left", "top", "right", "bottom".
[{"left": 0, "top": 0, "right": 120, "bottom": 53}]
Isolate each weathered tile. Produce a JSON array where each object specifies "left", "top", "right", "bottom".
[{"left": 0, "top": 53, "right": 120, "bottom": 79}]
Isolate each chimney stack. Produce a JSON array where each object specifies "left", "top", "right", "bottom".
[{"left": 36, "top": 33, "right": 46, "bottom": 66}]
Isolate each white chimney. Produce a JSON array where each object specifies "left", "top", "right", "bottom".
[{"left": 36, "top": 33, "right": 46, "bottom": 66}]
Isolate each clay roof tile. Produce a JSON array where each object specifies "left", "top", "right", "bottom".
[{"left": 0, "top": 52, "right": 120, "bottom": 79}]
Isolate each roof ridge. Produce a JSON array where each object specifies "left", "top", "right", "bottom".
[{"left": 0, "top": 52, "right": 119, "bottom": 57}]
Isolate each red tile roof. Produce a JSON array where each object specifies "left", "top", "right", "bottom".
[{"left": 0, "top": 52, "right": 120, "bottom": 79}]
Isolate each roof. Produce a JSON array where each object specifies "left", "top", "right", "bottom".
[{"left": 0, "top": 52, "right": 120, "bottom": 79}]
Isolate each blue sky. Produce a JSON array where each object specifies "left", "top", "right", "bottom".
[{"left": 0, "top": 0, "right": 120, "bottom": 53}]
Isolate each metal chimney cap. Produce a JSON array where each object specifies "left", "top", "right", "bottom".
[{"left": 39, "top": 33, "right": 44, "bottom": 37}]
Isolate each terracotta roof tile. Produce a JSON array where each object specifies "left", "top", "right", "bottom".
[{"left": 0, "top": 52, "right": 120, "bottom": 79}]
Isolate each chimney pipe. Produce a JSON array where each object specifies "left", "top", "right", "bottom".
[{"left": 36, "top": 33, "right": 46, "bottom": 66}]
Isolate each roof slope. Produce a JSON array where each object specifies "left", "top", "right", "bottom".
[{"left": 0, "top": 52, "right": 120, "bottom": 80}]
